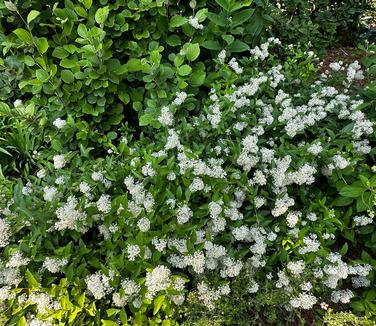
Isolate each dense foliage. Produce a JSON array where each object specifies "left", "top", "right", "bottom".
[{"left": 0, "top": 0, "right": 375, "bottom": 325}]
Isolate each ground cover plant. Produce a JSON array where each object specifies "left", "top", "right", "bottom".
[{"left": 0, "top": 0, "right": 376, "bottom": 325}]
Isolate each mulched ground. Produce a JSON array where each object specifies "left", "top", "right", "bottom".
[{"left": 318, "top": 46, "right": 371, "bottom": 87}]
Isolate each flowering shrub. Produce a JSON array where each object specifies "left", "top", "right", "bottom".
[{"left": 1, "top": 35, "right": 376, "bottom": 325}]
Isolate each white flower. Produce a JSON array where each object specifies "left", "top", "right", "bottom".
[
  {"left": 14, "top": 99, "right": 23, "bottom": 108},
  {"left": 173, "top": 92, "right": 187, "bottom": 106},
  {"left": 79, "top": 182, "right": 91, "bottom": 195},
  {"left": 137, "top": 217, "right": 150, "bottom": 232},
  {"left": 188, "top": 16, "right": 203, "bottom": 30},
  {"left": 53, "top": 118, "right": 66, "bottom": 129},
  {"left": 43, "top": 257, "right": 68, "bottom": 273},
  {"left": 43, "top": 186, "right": 57, "bottom": 202},
  {"left": 287, "top": 260, "right": 305, "bottom": 276},
  {"left": 158, "top": 106, "right": 173, "bottom": 126},
  {"left": 6, "top": 251, "right": 30, "bottom": 268},
  {"left": 86, "top": 272, "right": 112, "bottom": 300},
  {"left": 228, "top": 58, "right": 243, "bottom": 74},
  {"left": 53, "top": 155, "right": 66, "bottom": 169},
  {"left": 290, "top": 293, "right": 317, "bottom": 309},
  {"left": 145, "top": 265, "right": 171, "bottom": 299},
  {"left": 127, "top": 245, "right": 140, "bottom": 261},
  {"left": 176, "top": 204, "right": 193, "bottom": 224},
  {"left": 96, "top": 194, "right": 111, "bottom": 213},
  {"left": 218, "top": 50, "right": 226, "bottom": 64},
  {"left": 36, "top": 169, "right": 46, "bottom": 179}
]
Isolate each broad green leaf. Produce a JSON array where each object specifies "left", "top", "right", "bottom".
[
  {"left": 13, "top": 28, "right": 32, "bottom": 44},
  {"left": 126, "top": 58, "right": 144, "bottom": 72},
  {"left": 167, "top": 35, "right": 181, "bottom": 46},
  {"left": 26, "top": 269, "right": 39, "bottom": 287},
  {"left": 101, "top": 321, "right": 118, "bottom": 326},
  {"left": 201, "top": 40, "right": 221, "bottom": 50},
  {"left": 52, "top": 47, "right": 69, "bottom": 59},
  {"left": 178, "top": 64, "right": 192, "bottom": 76},
  {"left": 206, "top": 12, "right": 227, "bottom": 27},
  {"left": 16, "top": 316, "right": 27, "bottom": 326},
  {"left": 139, "top": 114, "right": 154, "bottom": 126},
  {"left": 35, "top": 69, "right": 49, "bottom": 82},
  {"left": 27, "top": 10, "right": 40, "bottom": 24},
  {"left": 60, "top": 58, "right": 77, "bottom": 68},
  {"left": 95, "top": 6, "right": 109, "bottom": 25},
  {"left": 120, "top": 309, "right": 128, "bottom": 325},
  {"left": 231, "top": 9, "right": 255, "bottom": 27},
  {"left": 226, "top": 39, "right": 250, "bottom": 52},
  {"left": 61, "top": 69, "right": 75, "bottom": 83},
  {"left": 36, "top": 37, "right": 49, "bottom": 54},
  {"left": 351, "top": 301, "right": 365, "bottom": 312},
  {"left": 339, "top": 185, "right": 364, "bottom": 198},
  {"left": 84, "top": 0, "right": 92, "bottom": 9},
  {"left": 77, "top": 24, "right": 88, "bottom": 38},
  {"left": 215, "top": 0, "right": 230, "bottom": 11},
  {"left": 153, "top": 295, "right": 165, "bottom": 315},
  {"left": 339, "top": 242, "right": 348, "bottom": 255},
  {"left": 186, "top": 43, "right": 200, "bottom": 61},
  {"left": 107, "top": 308, "right": 120, "bottom": 317},
  {"left": 170, "top": 16, "right": 188, "bottom": 27},
  {"left": 4, "top": 1, "right": 17, "bottom": 11},
  {"left": 222, "top": 34, "right": 235, "bottom": 44}
]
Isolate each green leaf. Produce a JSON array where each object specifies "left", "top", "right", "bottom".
[
  {"left": 206, "top": 12, "right": 227, "bottom": 27},
  {"left": 61, "top": 70, "right": 75, "bottom": 84},
  {"left": 332, "top": 196, "right": 353, "bottom": 206},
  {"left": 139, "top": 114, "right": 154, "bottom": 126},
  {"left": 351, "top": 301, "right": 365, "bottom": 312},
  {"left": 84, "top": 0, "right": 92, "bottom": 9},
  {"left": 52, "top": 47, "right": 69, "bottom": 59},
  {"left": 35, "top": 69, "right": 49, "bottom": 82},
  {"left": 60, "top": 58, "right": 77, "bottom": 69},
  {"left": 167, "top": 35, "right": 181, "bottom": 46},
  {"left": 26, "top": 269, "right": 39, "bottom": 288},
  {"left": 231, "top": 9, "right": 255, "bottom": 27},
  {"left": 120, "top": 309, "right": 128, "bottom": 325},
  {"left": 27, "top": 10, "right": 40, "bottom": 24},
  {"left": 226, "top": 39, "right": 249, "bottom": 52},
  {"left": 36, "top": 37, "right": 49, "bottom": 54},
  {"left": 95, "top": 6, "right": 109, "bottom": 25},
  {"left": 4, "top": 1, "right": 17, "bottom": 11},
  {"left": 201, "top": 40, "right": 221, "bottom": 50},
  {"left": 170, "top": 16, "right": 188, "bottom": 27},
  {"left": 13, "top": 28, "right": 32, "bottom": 44},
  {"left": 221, "top": 34, "right": 235, "bottom": 44},
  {"left": 339, "top": 242, "right": 348, "bottom": 255},
  {"left": 178, "top": 64, "right": 192, "bottom": 76},
  {"left": 186, "top": 43, "right": 200, "bottom": 61},
  {"left": 77, "top": 24, "right": 88, "bottom": 38},
  {"left": 101, "top": 320, "right": 118, "bottom": 326},
  {"left": 153, "top": 295, "right": 165, "bottom": 315},
  {"left": 215, "top": 0, "right": 230, "bottom": 11},
  {"left": 16, "top": 316, "right": 27, "bottom": 326},
  {"left": 339, "top": 185, "right": 364, "bottom": 198},
  {"left": 107, "top": 308, "right": 120, "bottom": 317}
]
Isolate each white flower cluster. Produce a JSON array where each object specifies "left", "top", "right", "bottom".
[
  {"left": 53, "top": 118, "right": 66, "bottom": 129},
  {"left": 196, "top": 281, "right": 230, "bottom": 309},
  {"left": 0, "top": 218, "right": 11, "bottom": 247},
  {"left": 42, "top": 257, "right": 68, "bottom": 273},
  {"left": 53, "top": 155, "right": 66, "bottom": 169},
  {"left": 158, "top": 106, "right": 174, "bottom": 126},
  {"left": 54, "top": 196, "right": 87, "bottom": 231},
  {"left": 145, "top": 265, "right": 171, "bottom": 300},
  {"left": 86, "top": 272, "right": 112, "bottom": 300},
  {"left": 188, "top": 16, "right": 203, "bottom": 30},
  {"left": 354, "top": 215, "right": 373, "bottom": 226}
]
